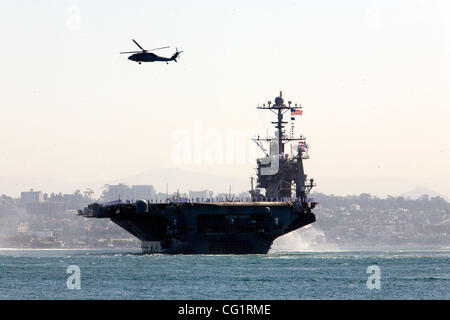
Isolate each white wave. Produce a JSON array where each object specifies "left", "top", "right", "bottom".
[{"left": 270, "top": 225, "right": 339, "bottom": 253}]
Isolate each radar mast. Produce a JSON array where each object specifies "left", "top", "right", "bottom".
[{"left": 251, "top": 91, "right": 315, "bottom": 202}]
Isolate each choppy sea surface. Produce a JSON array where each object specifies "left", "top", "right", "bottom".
[{"left": 0, "top": 248, "right": 448, "bottom": 299}]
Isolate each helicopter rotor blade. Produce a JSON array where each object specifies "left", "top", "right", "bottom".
[
  {"left": 120, "top": 51, "right": 142, "bottom": 54},
  {"left": 132, "top": 39, "right": 145, "bottom": 51},
  {"left": 146, "top": 46, "right": 170, "bottom": 52}
]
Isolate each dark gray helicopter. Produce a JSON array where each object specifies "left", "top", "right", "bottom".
[{"left": 120, "top": 39, "right": 183, "bottom": 64}]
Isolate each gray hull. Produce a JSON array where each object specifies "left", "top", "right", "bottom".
[{"left": 81, "top": 201, "right": 316, "bottom": 254}]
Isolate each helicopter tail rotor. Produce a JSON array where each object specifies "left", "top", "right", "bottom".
[{"left": 171, "top": 48, "right": 183, "bottom": 62}]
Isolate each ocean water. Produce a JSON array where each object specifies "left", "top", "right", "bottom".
[{"left": 0, "top": 249, "right": 448, "bottom": 300}]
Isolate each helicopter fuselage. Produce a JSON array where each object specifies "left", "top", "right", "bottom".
[{"left": 128, "top": 52, "right": 172, "bottom": 63}]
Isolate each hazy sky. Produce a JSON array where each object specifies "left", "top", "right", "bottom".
[{"left": 1, "top": 0, "right": 449, "bottom": 197}]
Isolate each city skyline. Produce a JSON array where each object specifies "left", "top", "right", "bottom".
[{"left": 4, "top": 176, "right": 449, "bottom": 202}]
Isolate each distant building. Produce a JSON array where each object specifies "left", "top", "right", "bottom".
[
  {"left": 236, "top": 191, "right": 250, "bottom": 199},
  {"left": 189, "top": 190, "right": 214, "bottom": 201},
  {"left": 132, "top": 185, "right": 156, "bottom": 201},
  {"left": 103, "top": 184, "right": 156, "bottom": 201},
  {"left": 17, "top": 223, "right": 29, "bottom": 233},
  {"left": 26, "top": 202, "right": 65, "bottom": 215},
  {"left": 215, "top": 193, "right": 231, "bottom": 201},
  {"left": 153, "top": 192, "right": 167, "bottom": 202},
  {"left": 27, "top": 231, "right": 54, "bottom": 239},
  {"left": 104, "top": 184, "right": 132, "bottom": 201},
  {"left": 21, "top": 189, "right": 43, "bottom": 204}
]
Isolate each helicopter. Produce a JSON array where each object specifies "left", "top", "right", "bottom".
[{"left": 120, "top": 39, "right": 183, "bottom": 64}]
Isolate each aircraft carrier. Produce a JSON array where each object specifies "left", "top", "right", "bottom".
[{"left": 78, "top": 92, "right": 317, "bottom": 254}]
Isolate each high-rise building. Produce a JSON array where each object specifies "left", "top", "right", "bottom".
[
  {"left": 21, "top": 189, "right": 44, "bottom": 204},
  {"left": 132, "top": 185, "right": 156, "bottom": 201},
  {"left": 103, "top": 184, "right": 156, "bottom": 201},
  {"left": 104, "top": 184, "right": 132, "bottom": 201}
]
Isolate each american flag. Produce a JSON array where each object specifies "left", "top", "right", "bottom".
[
  {"left": 291, "top": 108, "right": 303, "bottom": 116},
  {"left": 298, "top": 141, "right": 307, "bottom": 152}
]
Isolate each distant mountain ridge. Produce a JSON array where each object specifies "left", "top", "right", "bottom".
[{"left": 401, "top": 187, "right": 448, "bottom": 201}]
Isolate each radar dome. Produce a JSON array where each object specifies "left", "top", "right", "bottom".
[
  {"left": 136, "top": 200, "right": 148, "bottom": 213},
  {"left": 274, "top": 96, "right": 284, "bottom": 105}
]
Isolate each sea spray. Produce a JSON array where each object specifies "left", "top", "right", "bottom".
[{"left": 270, "top": 225, "right": 338, "bottom": 252}]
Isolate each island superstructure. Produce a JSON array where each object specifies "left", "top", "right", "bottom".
[
  {"left": 251, "top": 91, "right": 315, "bottom": 201},
  {"left": 78, "top": 91, "right": 317, "bottom": 254}
]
